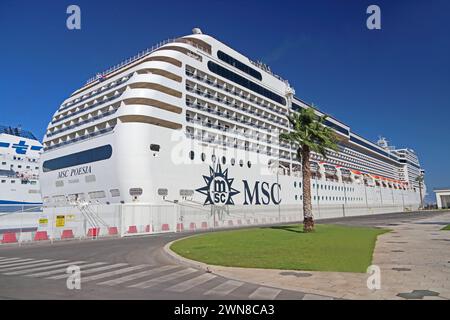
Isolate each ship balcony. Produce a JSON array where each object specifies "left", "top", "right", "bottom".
[
  {"left": 46, "top": 107, "right": 119, "bottom": 139},
  {"left": 185, "top": 68, "right": 286, "bottom": 116},
  {"left": 51, "top": 91, "right": 124, "bottom": 126},
  {"left": 58, "top": 75, "right": 131, "bottom": 113}
]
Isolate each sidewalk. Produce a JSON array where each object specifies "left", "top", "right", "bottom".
[{"left": 179, "top": 212, "right": 450, "bottom": 300}]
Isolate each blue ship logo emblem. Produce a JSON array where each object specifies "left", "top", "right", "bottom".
[
  {"left": 196, "top": 164, "right": 240, "bottom": 206},
  {"left": 12, "top": 140, "right": 29, "bottom": 155}
]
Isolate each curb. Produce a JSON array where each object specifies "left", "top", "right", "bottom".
[{"left": 163, "top": 237, "right": 216, "bottom": 273}]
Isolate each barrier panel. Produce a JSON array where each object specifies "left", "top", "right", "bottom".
[{"left": 0, "top": 201, "right": 418, "bottom": 245}]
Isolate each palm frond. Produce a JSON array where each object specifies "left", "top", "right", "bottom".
[{"left": 281, "top": 107, "right": 338, "bottom": 161}]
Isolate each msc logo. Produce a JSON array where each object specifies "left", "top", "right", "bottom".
[{"left": 196, "top": 164, "right": 240, "bottom": 206}]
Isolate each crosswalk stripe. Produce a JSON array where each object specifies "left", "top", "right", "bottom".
[
  {"left": 204, "top": 280, "right": 244, "bottom": 296},
  {"left": 81, "top": 265, "right": 149, "bottom": 283},
  {"left": 98, "top": 265, "right": 179, "bottom": 286},
  {"left": 129, "top": 268, "right": 198, "bottom": 289},
  {"left": 47, "top": 263, "right": 129, "bottom": 280},
  {"left": 4, "top": 261, "right": 84, "bottom": 276},
  {"left": 167, "top": 273, "right": 217, "bottom": 293},
  {"left": 0, "top": 257, "right": 22, "bottom": 263},
  {"left": 25, "top": 262, "right": 107, "bottom": 278},
  {"left": 0, "top": 260, "right": 65, "bottom": 272},
  {"left": 248, "top": 287, "right": 281, "bottom": 300},
  {"left": 0, "top": 259, "right": 48, "bottom": 269},
  {"left": 0, "top": 258, "right": 35, "bottom": 266}
]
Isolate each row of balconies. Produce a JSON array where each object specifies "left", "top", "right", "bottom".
[
  {"left": 186, "top": 120, "right": 275, "bottom": 149},
  {"left": 185, "top": 95, "right": 288, "bottom": 138},
  {"left": 46, "top": 106, "right": 119, "bottom": 138},
  {"left": 185, "top": 66, "right": 287, "bottom": 116},
  {"left": 51, "top": 90, "right": 123, "bottom": 126},
  {"left": 44, "top": 121, "right": 116, "bottom": 151},
  {"left": 58, "top": 75, "right": 131, "bottom": 113},
  {"left": 185, "top": 82, "right": 288, "bottom": 128},
  {"left": 185, "top": 128, "right": 289, "bottom": 158},
  {"left": 185, "top": 112, "right": 294, "bottom": 155}
]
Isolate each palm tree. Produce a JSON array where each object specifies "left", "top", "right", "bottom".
[
  {"left": 280, "top": 107, "right": 338, "bottom": 232},
  {"left": 415, "top": 174, "right": 425, "bottom": 209}
]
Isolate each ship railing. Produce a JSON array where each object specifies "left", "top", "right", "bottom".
[
  {"left": 59, "top": 75, "right": 129, "bottom": 113},
  {"left": 51, "top": 92, "right": 123, "bottom": 125},
  {"left": 44, "top": 127, "right": 114, "bottom": 152},
  {"left": 85, "top": 38, "right": 177, "bottom": 85},
  {"left": 48, "top": 109, "right": 117, "bottom": 138}
]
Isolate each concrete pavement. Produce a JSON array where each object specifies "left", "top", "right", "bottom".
[
  {"left": 0, "top": 229, "right": 319, "bottom": 300},
  {"left": 169, "top": 210, "right": 450, "bottom": 300}
]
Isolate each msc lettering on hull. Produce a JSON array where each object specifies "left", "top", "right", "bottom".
[
  {"left": 243, "top": 180, "right": 281, "bottom": 205},
  {"left": 58, "top": 165, "right": 92, "bottom": 179}
]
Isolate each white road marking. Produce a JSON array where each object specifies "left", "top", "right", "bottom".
[
  {"left": 204, "top": 280, "right": 244, "bottom": 296},
  {"left": 81, "top": 265, "right": 149, "bottom": 283},
  {"left": 248, "top": 287, "right": 281, "bottom": 300},
  {"left": 98, "top": 265, "right": 179, "bottom": 286},
  {"left": 0, "top": 258, "right": 34, "bottom": 266},
  {"left": 47, "top": 263, "right": 129, "bottom": 280},
  {"left": 0, "top": 259, "right": 49, "bottom": 269},
  {"left": 167, "top": 273, "right": 217, "bottom": 293},
  {"left": 0, "top": 260, "right": 67, "bottom": 272},
  {"left": 25, "top": 262, "right": 107, "bottom": 278},
  {"left": 129, "top": 268, "right": 198, "bottom": 289},
  {"left": 0, "top": 257, "right": 22, "bottom": 263},
  {"left": 4, "top": 261, "right": 84, "bottom": 276}
]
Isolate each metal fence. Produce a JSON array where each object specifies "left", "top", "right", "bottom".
[{"left": 0, "top": 202, "right": 415, "bottom": 245}]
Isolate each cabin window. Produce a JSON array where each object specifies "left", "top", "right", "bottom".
[{"left": 43, "top": 145, "right": 112, "bottom": 172}]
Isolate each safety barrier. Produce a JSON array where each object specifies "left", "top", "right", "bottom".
[{"left": 0, "top": 202, "right": 417, "bottom": 246}]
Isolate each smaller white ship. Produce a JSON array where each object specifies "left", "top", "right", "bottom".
[{"left": 0, "top": 125, "right": 42, "bottom": 206}]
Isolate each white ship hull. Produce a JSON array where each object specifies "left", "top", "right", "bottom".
[{"left": 40, "top": 122, "right": 420, "bottom": 212}]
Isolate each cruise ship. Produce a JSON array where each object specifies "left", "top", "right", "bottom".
[
  {"left": 39, "top": 29, "right": 425, "bottom": 226},
  {"left": 0, "top": 125, "right": 42, "bottom": 205}
]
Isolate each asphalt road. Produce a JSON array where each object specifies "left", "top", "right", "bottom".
[{"left": 0, "top": 210, "right": 447, "bottom": 300}]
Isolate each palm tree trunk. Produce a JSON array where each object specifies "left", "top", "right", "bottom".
[
  {"left": 301, "top": 146, "right": 314, "bottom": 232},
  {"left": 419, "top": 182, "right": 423, "bottom": 209}
]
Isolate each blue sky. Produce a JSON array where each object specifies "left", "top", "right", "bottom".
[{"left": 1, "top": 0, "right": 449, "bottom": 201}]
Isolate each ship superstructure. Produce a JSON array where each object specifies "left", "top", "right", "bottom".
[
  {"left": 0, "top": 125, "right": 42, "bottom": 204},
  {"left": 39, "top": 29, "right": 424, "bottom": 213}
]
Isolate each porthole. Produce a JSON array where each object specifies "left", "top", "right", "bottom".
[
  {"left": 247, "top": 161, "right": 251, "bottom": 168},
  {"left": 294, "top": 181, "right": 297, "bottom": 188},
  {"left": 189, "top": 151, "right": 195, "bottom": 160},
  {"left": 222, "top": 156, "right": 226, "bottom": 165},
  {"left": 295, "top": 195, "right": 298, "bottom": 200},
  {"left": 231, "top": 158, "right": 236, "bottom": 166},
  {"left": 239, "top": 160, "right": 244, "bottom": 167},
  {"left": 212, "top": 154, "right": 216, "bottom": 163},
  {"left": 201, "top": 153, "right": 206, "bottom": 162}
]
